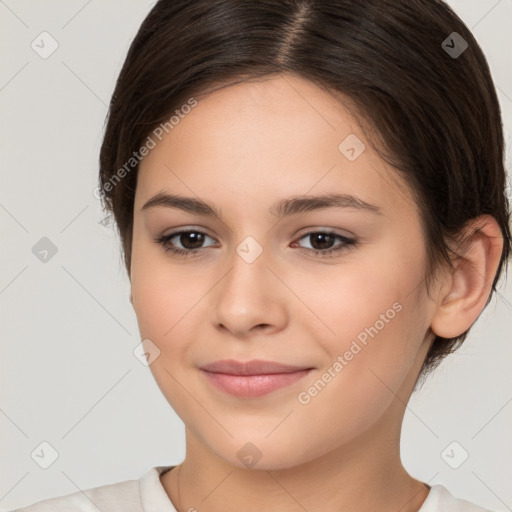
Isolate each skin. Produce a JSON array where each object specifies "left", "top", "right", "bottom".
[{"left": 129, "top": 73, "right": 503, "bottom": 512}]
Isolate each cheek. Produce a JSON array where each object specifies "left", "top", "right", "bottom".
[
  {"left": 130, "top": 237, "right": 202, "bottom": 338},
  {"left": 131, "top": 278, "right": 206, "bottom": 361},
  {"left": 292, "top": 293, "right": 427, "bottom": 454},
  {"left": 295, "top": 260, "right": 414, "bottom": 345},
  {"left": 130, "top": 250, "right": 202, "bottom": 418},
  {"left": 302, "top": 240, "right": 428, "bottom": 380}
]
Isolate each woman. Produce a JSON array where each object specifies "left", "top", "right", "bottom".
[{"left": 15, "top": 0, "right": 511, "bottom": 510}]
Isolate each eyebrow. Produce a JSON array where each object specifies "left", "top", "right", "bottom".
[{"left": 141, "top": 192, "right": 383, "bottom": 218}]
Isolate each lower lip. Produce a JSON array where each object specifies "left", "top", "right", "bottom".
[{"left": 200, "top": 369, "right": 312, "bottom": 397}]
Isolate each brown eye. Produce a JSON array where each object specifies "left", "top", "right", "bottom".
[
  {"left": 307, "top": 232, "right": 336, "bottom": 250},
  {"left": 294, "top": 231, "right": 357, "bottom": 257},
  {"left": 155, "top": 229, "right": 216, "bottom": 256},
  {"left": 177, "top": 231, "right": 205, "bottom": 250}
]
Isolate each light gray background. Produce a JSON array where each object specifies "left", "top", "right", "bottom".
[{"left": 1, "top": 1, "right": 511, "bottom": 510}]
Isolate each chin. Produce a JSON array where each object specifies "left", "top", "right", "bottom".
[{"left": 198, "top": 430, "right": 328, "bottom": 472}]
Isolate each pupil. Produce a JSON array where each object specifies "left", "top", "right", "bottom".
[
  {"left": 181, "top": 232, "right": 204, "bottom": 249},
  {"left": 312, "top": 233, "right": 333, "bottom": 250}
]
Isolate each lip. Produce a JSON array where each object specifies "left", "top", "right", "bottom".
[{"left": 199, "top": 359, "right": 313, "bottom": 398}]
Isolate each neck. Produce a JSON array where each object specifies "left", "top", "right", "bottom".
[{"left": 161, "top": 403, "right": 430, "bottom": 512}]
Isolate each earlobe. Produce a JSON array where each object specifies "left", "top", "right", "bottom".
[{"left": 430, "top": 215, "right": 504, "bottom": 339}]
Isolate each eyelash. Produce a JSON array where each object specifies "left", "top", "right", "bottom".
[{"left": 155, "top": 229, "right": 357, "bottom": 259}]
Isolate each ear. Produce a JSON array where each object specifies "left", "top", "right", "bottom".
[{"left": 430, "top": 214, "right": 504, "bottom": 339}]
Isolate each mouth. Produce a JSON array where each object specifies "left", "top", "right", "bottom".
[{"left": 199, "top": 359, "right": 314, "bottom": 398}]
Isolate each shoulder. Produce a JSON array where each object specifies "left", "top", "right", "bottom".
[
  {"left": 10, "top": 475, "right": 140, "bottom": 512},
  {"left": 420, "top": 484, "right": 497, "bottom": 512},
  {"left": 10, "top": 465, "right": 176, "bottom": 512}
]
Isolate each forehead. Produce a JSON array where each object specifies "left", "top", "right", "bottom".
[{"left": 135, "top": 74, "right": 416, "bottom": 219}]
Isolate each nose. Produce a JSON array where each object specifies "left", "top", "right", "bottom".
[{"left": 211, "top": 243, "right": 288, "bottom": 339}]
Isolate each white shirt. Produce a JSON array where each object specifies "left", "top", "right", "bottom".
[{"left": 11, "top": 465, "right": 495, "bottom": 511}]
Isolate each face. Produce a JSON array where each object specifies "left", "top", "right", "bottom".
[{"left": 130, "top": 73, "right": 437, "bottom": 470}]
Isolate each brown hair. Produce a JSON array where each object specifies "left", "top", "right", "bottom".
[{"left": 98, "top": 0, "right": 511, "bottom": 379}]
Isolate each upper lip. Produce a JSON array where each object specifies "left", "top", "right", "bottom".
[{"left": 200, "top": 359, "right": 312, "bottom": 375}]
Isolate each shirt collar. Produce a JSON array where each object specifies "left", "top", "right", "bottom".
[{"left": 139, "top": 465, "right": 177, "bottom": 512}]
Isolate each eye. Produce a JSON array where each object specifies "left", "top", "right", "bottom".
[
  {"left": 155, "top": 229, "right": 217, "bottom": 258},
  {"left": 292, "top": 231, "right": 357, "bottom": 257}
]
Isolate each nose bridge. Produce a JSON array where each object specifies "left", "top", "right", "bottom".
[
  {"left": 212, "top": 234, "right": 285, "bottom": 334},
  {"left": 223, "top": 234, "right": 270, "bottom": 303},
  {"left": 235, "top": 234, "right": 266, "bottom": 266}
]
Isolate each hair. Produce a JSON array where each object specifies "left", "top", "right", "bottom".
[{"left": 98, "top": 0, "right": 511, "bottom": 380}]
